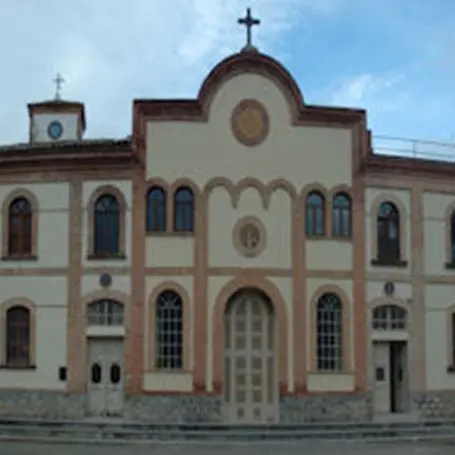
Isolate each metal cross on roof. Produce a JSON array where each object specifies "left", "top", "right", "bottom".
[
  {"left": 53, "top": 73, "right": 65, "bottom": 100},
  {"left": 237, "top": 7, "right": 260, "bottom": 51}
]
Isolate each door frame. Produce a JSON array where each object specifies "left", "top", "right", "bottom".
[
  {"left": 86, "top": 335, "right": 125, "bottom": 417},
  {"left": 222, "top": 290, "right": 278, "bottom": 423}
]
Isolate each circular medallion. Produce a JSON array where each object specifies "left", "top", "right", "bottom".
[
  {"left": 231, "top": 99, "right": 269, "bottom": 147},
  {"left": 99, "top": 273, "right": 112, "bottom": 288},
  {"left": 47, "top": 120, "right": 64, "bottom": 140},
  {"left": 384, "top": 282, "right": 395, "bottom": 296},
  {"left": 233, "top": 216, "right": 266, "bottom": 258}
]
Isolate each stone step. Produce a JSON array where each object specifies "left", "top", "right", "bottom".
[{"left": 0, "top": 418, "right": 454, "bottom": 444}]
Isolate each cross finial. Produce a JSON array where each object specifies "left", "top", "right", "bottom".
[
  {"left": 237, "top": 7, "right": 260, "bottom": 52},
  {"left": 52, "top": 73, "right": 65, "bottom": 100}
]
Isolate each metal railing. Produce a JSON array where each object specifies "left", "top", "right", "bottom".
[{"left": 372, "top": 135, "right": 455, "bottom": 163}]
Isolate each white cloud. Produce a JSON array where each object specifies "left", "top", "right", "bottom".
[{"left": 0, "top": 0, "right": 339, "bottom": 144}]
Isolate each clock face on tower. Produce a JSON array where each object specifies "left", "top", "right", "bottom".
[{"left": 47, "top": 120, "right": 64, "bottom": 140}]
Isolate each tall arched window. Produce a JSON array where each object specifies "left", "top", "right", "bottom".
[
  {"left": 306, "top": 191, "right": 325, "bottom": 237},
  {"left": 94, "top": 194, "right": 120, "bottom": 256},
  {"left": 6, "top": 306, "right": 31, "bottom": 367},
  {"left": 332, "top": 192, "right": 352, "bottom": 238},
  {"left": 146, "top": 186, "right": 166, "bottom": 232},
  {"left": 316, "top": 293, "right": 342, "bottom": 371},
  {"left": 8, "top": 197, "right": 32, "bottom": 257},
  {"left": 450, "top": 209, "right": 455, "bottom": 264},
  {"left": 173, "top": 187, "right": 194, "bottom": 232},
  {"left": 377, "top": 201, "right": 400, "bottom": 263},
  {"left": 155, "top": 290, "right": 183, "bottom": 370}
]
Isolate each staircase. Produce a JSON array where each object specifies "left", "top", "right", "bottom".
[{"left": 0, "top": 418, "right": 454, "bottom": 445}]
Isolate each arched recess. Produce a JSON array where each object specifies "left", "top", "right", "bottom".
[
  {"left": 212, "top": 276, "right": 288, "bottom": 392},
  {"left": 446, "top": 303, "right": 455, "bottom": 368},
  {"left": 444, "top": 201, "right": 455, "bottom": 265},
  {"left": 265, "top": 179, "right": 297, "bottom": 209},
  {"left": 309, "top": 284, "right": 352, "bottom": 372},
  {"left": 369, "top": 193, "right": 407, "bottom": 263},
  {"left": 235, "top": 178, "right": 268, "bottom": 210},
  {"left": 2, "top": 188, "right": 39, "bottom": 258},
  {"left": 0, "top": 297, "right": 37, "bottom": 367},
  {"left": 147, "top": 281, "right": 192, "bottom": 372},
  {"left": 86, "top": 185, "right": 128, "bottom": 257}
]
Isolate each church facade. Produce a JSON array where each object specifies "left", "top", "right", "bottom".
[{"left": 0, "top": 47, "right": 454, "bottom": 423}]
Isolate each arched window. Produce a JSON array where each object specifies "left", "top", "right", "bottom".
[
  {"left": 8, "top": 197, "right": 32, "bottom": 257},
  {"left": 332, "top": 192, "right": 352, "bottom": 238},
  {"left": 94, "top": 194, "right": 120, "bottom": 256},
  {"left": 87, "top": 299, "right": 124, "bottom": 326},
  {"left": 450, "top": 209, "right": 455, "bottom": 264},
  {"left": 173, "top": 187, "right": 194, "bottom": 232},
  {"left": 372, "top": 305, "right": 407, "bottom": 330},
  {"left": 377, "top": 201, "right": 400, "bottom": 263},
  {"left": 306, "top": 191, "right": 325, "bottom": 237},
  {"left": 6, "top": 306, "right": 31, "bottom": 367},
  {"left": 146, "top": 186, "right": 166, "bottom": 232},
  {"left": 316, "top": 293, "right": 342, "bottom": 371},
  {"left": 155, "top": 290, "right": 183, "bottom": 370}
]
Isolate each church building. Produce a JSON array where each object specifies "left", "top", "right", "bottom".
[{"left": 0, "top": 10, "right": 454, "bottom": 423}]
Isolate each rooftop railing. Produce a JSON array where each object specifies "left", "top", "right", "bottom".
[{"left": 372, "top": 135, "right": 455, "bottom": 163}]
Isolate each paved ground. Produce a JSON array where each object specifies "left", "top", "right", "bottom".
[{"left": 1, "top": 441, "right": 454, "bottom": 455}]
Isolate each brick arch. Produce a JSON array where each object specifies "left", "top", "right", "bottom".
[
  {"left": 2, "top": 188, "right": 39, "bottom": 258},
  {"left": 309, "top": 284, "right": 352, "bottom": 372},
  {"left": 147, "top": 281, "right": 191, "bottom": 372},
  {"left": 369, "top": 193, "right": 407, "bottom": 262},
  {"left": 0, "top": 297, "right": 37, "bottom": 367},
  {"left": 86, "top": 184, "right": 127, "bottom": 257},
  {"left": 212, "top": 276, "right": 288, "bottom": 392},
  {"left": 265, "top": 179, "right": 297, "bottom": 209},
  {"left": 235, "top": 177, "right": 268, "bottom": 209}
]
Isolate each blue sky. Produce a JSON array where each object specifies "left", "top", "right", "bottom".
[{"left": 1, "top": 0, "right": 454, "bottom": 147}]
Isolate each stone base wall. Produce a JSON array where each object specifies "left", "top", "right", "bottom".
[
  {"left": 0, "top": 390, "right": 372, "bottom": 422},
  {"left": 0, "top": 390, "right": 86, "bottom": 419},
  {"left": 410, "top": 391, "right": 455, "bottom": 419}
]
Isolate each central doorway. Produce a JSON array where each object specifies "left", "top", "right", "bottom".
[
  {"left": 223, "top": 289, "right": 277, "bottom": 423},
  {"left": 373, "top": 341, "right": 408, "bottom": 414}
]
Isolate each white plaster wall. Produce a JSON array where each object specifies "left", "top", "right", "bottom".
[
  {"left": 0, "top": 276, "right": 67, "bottom": 389},
  {"left": 146, "top": 238, "right": 194, "bottom": 268},
  {"left": 81, "top": 180, "right": 132, "bottom": 267},
  {"left": 144, "top": 276, "right": 194, "bottom": 387},
  {"left": 208, "top": 187, "right": 291, "bottom": 268},
  {"left": 31, "top": 113, "right": 79, "bottom": 142},
  {"left": 81, "top": 274, "right": 131, "bottom": 298},
  {"left": 143, "top": 372, "right": 193, "bottom": 391},
  {"left": 306, "top": 241, "right": 352, "bottom": 270},
  {"left": 307, "top": 373, "right": 355, "bottom": 392},
  {"left": 422, "top": 192, "right": 455, "bottom": 276},
  {"left": 146, "top": 73, "right": 353, "bottom": 189},
  {"left": 306, "top": 278, "right": 354, "bottom": 372},
  {"left": 206, "top": 275, "right": 293, "bottom": 392},
  {"left": 366, "top": 282, "right": 412, "bottom": 304},
  {"left": 0, "top": 183, "right": 70, "bottom": 268},
  {"left": 424, "top": 284, "right": 455, "bottom": 390},
  {"left": 365, "top": 187, "right": 411, "bottom": 275}
]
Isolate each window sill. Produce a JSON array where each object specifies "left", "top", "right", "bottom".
[
  {"left": 371, "top": 259, "right": 408, "bottom": 268},
  {"left": 445, "top": 262, "right": 455, "bottom": 270},
  {"left": 330, "top": 236, "right": 352, "bottom": 242},
  {"left": 86, "top": 253, "right": 127, "bottom": 261},
  {"left": 306, "top": 235, "right": 327, "bottom": 240},
  {"left": 146, "top": 231, "right": 194, "bottom": 237},
  {"left": 447, "top": 365, "right": 455, "bottom": 373},
  {"left": 0, "top": 364, "right": 36, "bottom": 370},
  {"left": 2, "top": 255, "right": 38, "bottom": 262}
]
